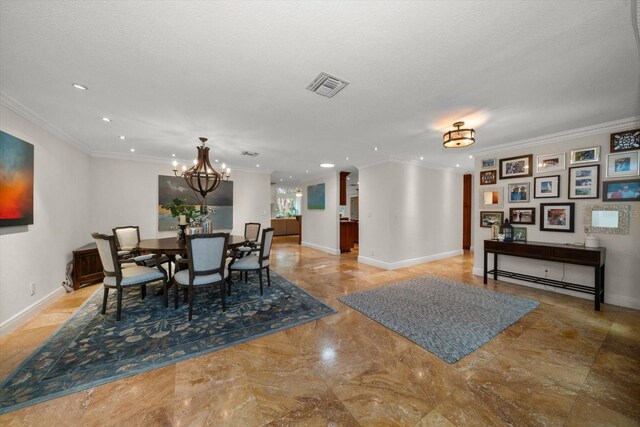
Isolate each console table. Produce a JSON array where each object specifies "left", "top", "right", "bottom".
[{"left": 483, "top": 240, "right": 606, "bottom": 311}]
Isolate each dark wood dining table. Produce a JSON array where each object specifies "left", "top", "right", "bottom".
[{"left": 136, "top": 235, "right": 248, "bottom": 256}]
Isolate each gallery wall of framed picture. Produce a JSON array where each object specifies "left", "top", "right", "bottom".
[{"left": 477, "top": 127, "right": 638, "bottom": 242}]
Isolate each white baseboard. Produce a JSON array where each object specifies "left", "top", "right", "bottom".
[
  {"left": 301, "top": 241, "right": 340, "bottom": 255},
  {"left": 0, "top": 287, "right": 67, "bottom": 337},
  {"left": 359, "top": 249, "right": 464, "bottom": 271},
  {"left": 471, "top": 267, "right": 640, "bottom": 310}
]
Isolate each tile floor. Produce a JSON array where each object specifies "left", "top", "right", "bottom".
[{"left": 1, "top": 237, "right": 638, "bottom": 426}]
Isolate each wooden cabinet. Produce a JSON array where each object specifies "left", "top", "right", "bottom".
[
  {"left": 339, "top": 171, "right": 350, "bottom": 205},
  {"left": 340, "top": 221, "right": 356, "bottom": 253},
  {"left": 72, "top": 243, "right": 104, "bottom": 290},
  {"left": 271, "top": 218, "right": 300, "bottom": 236}
]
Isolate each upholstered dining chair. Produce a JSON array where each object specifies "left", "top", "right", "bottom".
[
  {"left": 173, "top": 232, "right": 229, "bottom": 321},
  {"left": 233, "top": 222, "right": 262, "bottom": 257},
  {"left": 113, "top": 225, "right": 172, "bottom": 276},
  {"left": 228, "top": 227, "right": 274, "bottom": 295},
  {"left": 92, "top": 232, "right": 167, "bottom": 321}
]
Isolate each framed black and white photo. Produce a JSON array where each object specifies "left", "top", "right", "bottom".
[
  {"left": 513, "top": 227, "right": 527, "bottom": 242},
  {"left": 610, "top": 129, "right": 640, "bottom": 153},
  {"left": 480, "top": 211, "right": 504, "bottom": 228},
  {"left": 536, "top": 152, "right": 565, "bottom": 173},
  {"left": 570, "top": 146, "right": 600, "bottom": 164},
  {"left": 602, "top": 178, "right": 640, "bottom": 201},
  {"left": 534, "top": 175, "right": 560, "bottom": 198},
  {"left": 480, "top": 170, "right": 497, "bottom": 185},
  {"left": 509, "top": 207, "right": 535, "bottom": 225},
  {"left": 540, "top": 203, "right": 575, "bottom": 232},
  {"left": 606, "top": 152, "right": 639, "bottom": 178},
  {"left": 568, "top": 165, "right": 599, "bottom": 199},
  {"left": 481, "top": 158, "right": 496, "bottom": 169},
  {"left": 507, "top": 182, "right": 530, "bottom": 203},
  {"left": 499, "top": 154, "right": 533, "bottom": 180}
]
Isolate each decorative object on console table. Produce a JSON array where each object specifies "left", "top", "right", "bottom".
[
  {"left": 610, "top": 128, "right": 640, "bottom": 152},
  {"left": 534, "top": 175, "right": 560, "bottom": 198},
  {"left": 0, "top": 131, "right": 34, "bottom": 227},
  {"left": 606, "top": 151, "right": 639, "bottom": 178},
  {"left": 512, "top": 227, "right": 527, "bottom": 242},
  {"left": 536, "top": 152, "right": 566, "bottom": 173},
  {"left": 499, "top": 154, "right": 533, "bottom": 179},
  {"left": 602, "top": 179, "right": 640, "bottom": 201},
  {"left": 480, "top": 170, "right": 497, "bottom": 185},
  {"left": 568, "top": 165, "right": 599, "bottom": 199},
  {"left": 507, "top": 182, "right": 530, "bottom": 203},
  {"left": 509, "top": 207, "right": 535, "bottom": 225},
  {"left": 500, "top": 219, "right": 514, "bottom": 242},
  {"left": 480, "top": 211, "right": 503, "bottom": 228},
  {"left": 570, "top": 146, "right": 600, "bottom": 164},
  {"left": 72, "top": 243, "right": 104, "bottom": 290},
  {"left": 540, "top": 202, "right": 575, "bottom": 232}
]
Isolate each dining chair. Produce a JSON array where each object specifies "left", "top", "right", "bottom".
[
  {"left": 228, "top": 227, "right": 274, "bottom": 295},
  {"left": 92, "top": 232, "right": 167, "bottom": 321},
  {"left": 233, "top": 222, "right": 262, "bottom": 257},
  {"left": 173, "top": 232, "right": 229, "bottom": 320},
  {"left": 113, "top": 225, "right": 172, "bottom": 276}
]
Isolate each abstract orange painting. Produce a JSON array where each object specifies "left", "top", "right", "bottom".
[{"left": 0, "top": 131, "right": 34, "bottom": 227}]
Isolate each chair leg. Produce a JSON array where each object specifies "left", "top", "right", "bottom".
[
  {"left": 220, "top": 282, "right": 226, "bottom": 311},
  {"left": 174, "top": 283, "right": 179, "bottom": 309},
  {"left": 244, "top": 271, "right": 248, "bottom": 283},
  {"left": 227, "top": 276, "right": 233, "bottom": 296},
  {"left": 258, "top": 268, "right": 263, "bottom": 295},
  {"left": 188, "top": 287, "right": 194, "bottom": 321},
  {"left": 163, "top": 279, "right": 169, "bottom": 308},
  {"left": 102, "top": 287, "right": 109, "bottom": 314},
  {"left": 266, "top": 266, "right": 271, "bottom": 288},
  {"left": 141, "top": 284, "right": 146, "bottom": 300},
  {"left": 116, "top": 288, "right": 123, "bottom": 321}
]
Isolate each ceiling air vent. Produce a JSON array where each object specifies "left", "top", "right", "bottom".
[
  {"left": 306, "top": 72, "right": 349, "bottom": 98},
  {"left": 241, "top": 151, "right": 259, "bottom": 157}
]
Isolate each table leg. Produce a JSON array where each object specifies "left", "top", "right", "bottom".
[
  {"left": 483, "top": 250, "right": 488, "bottom": 285},
  {"left": 594, "top": 265, "right": 601, "bottom": 311},
  {"left": 493, "top": 253, "right": 498, "bottom": 280},
  {"left": 600, "top": 264, "right": 605, "bottom": 303}
]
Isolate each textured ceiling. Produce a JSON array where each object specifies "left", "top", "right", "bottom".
[{"left": 1, "top": 1, "right": 639, "bottom": 183}]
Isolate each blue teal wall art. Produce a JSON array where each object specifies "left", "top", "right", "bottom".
[
  {"left": 0, "top": 131, "right": 34, "bottom": 227},
  {"left": 307, "top": 183, "right": 325, "bottom": 209}
]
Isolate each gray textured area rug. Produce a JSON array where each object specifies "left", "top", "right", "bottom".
[{"left": 338, "top": 275, "right": 539, "bottom": 363}]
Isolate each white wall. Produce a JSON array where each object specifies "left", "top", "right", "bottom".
[
  {"left": 301, "top": 173, "right": 340, "bottom": 254},
  {"left": 472, "top": 130, "right": 640, "bottom": 309},
  {"left": 89, "top": 157, "right": 271, "bottom": 237},
  {"left": 0, "top": 106, "right": 91, "bottom": 326},
  {"left": 359, "top": 161, "right": 464, "bottom": 269}
]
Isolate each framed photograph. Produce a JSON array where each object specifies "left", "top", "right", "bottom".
[
  {"left": 507, "top": 182, "right": 530, "bottom": 203},
  {"left": 513, "top": 227, "right": 527, "bottom": 242},
  {"left": 610, "top": 128, "right": 640, "bottom": 153},
  {"left": 570, "top": 146, "right": 600, "bottom": 164},
  {"left": 509, "top": 207, "right": 535, "bottom": 225},
  {"left": 602, "top": 178, "right": 640, "bottom": 201},
  {"left": 480, "top": 170, "right": 497, "bottom": 185},
  {"left": 480, "top": 211, "right": 504, "bottom": 228},
  {"left": 534, "top": 175, "right": 560, "bottom": 198},
  {"left": 536, "top": 152, "right": 566, "bottom": 173},
  {"left": 499, "top": 154, "right": 533, "bottom": 180},
  {"left": 606, "top": 152, "right": 639, "bottom": 178},
  {"left": 540, "top": 203, "right": 575, "bottom": 233},
  {"left": 568, "top": 165, "right": 599, "bottom": 199},
  {"left": 481, "top": 158, "right": 496, "bottom": 169},
  {"left": 479, "top": 187, "right": 504, "bottom": 209}
]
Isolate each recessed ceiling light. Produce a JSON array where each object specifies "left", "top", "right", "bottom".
[
  {"left": 280, "top": 178, "right": 283, "bottom": 181},
  {"left": 172, "top": 154, "right": 176, "bottom": 157},
  {"left": 456, "top": 164, "right": 460, "bottom": 167},
  {"left": 72, "top": 83, "right": 87, "bottom": 90},
  {"left": 256, "top": 164, "right": 260, "bottom": 167},
  {"left": 320, "top": 163, "right": 335, "bottom": 168},
  {"left": 345, "top": 157, "right": 349, "bottom": 160},
  {"left": 374, "top": 147, "right": 378, "bottom": 151},
  {"left": 130, "top": 148, "right": 135, "bottom": 152},
  {"left": 119, "top": 136, "right": 125, "bottom": 140},
  {"left": 102, "top": 117, "right": 111, "bottom": 122},
  {"left": 347, "top": 177, "right": 350, "bottom": 180},
  {"left": 305, "top": 170, "right": 309, "bottom": 173},
  {"left": 289, "top": 175, "right": 292, "bottom": 179},
  {"left": 468, "top": 155, "right": 473, "bottom": 159},
  {"left": 420, "top": 156, "right": 424, "bottom": 160}
]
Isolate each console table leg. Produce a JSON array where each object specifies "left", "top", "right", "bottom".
[
  {"left": 600, "top": 264, "right": 606, "bottom": 303},
  {"left": 483, "top": 250, "right": 488, "bottom": 284},
  {"left": 594, "top": 265, "right": 601, "bottom": 311},
  {"left": 493, "top": 253, "right": 498, "bottom": 280}
]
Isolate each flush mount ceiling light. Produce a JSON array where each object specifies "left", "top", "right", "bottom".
[
  {"left": 102, "top": 117, "right": 111, "bottom": 122},
  {"left": 72, "top": 83, "right": 87, "bottom": 90},
  {"left": 443, "top": 121, "right": 475, "bottom": 148},
  {"left": 320, "top": 163, "right": 335, "bottom": 168}
]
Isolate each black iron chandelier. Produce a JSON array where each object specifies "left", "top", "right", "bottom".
[{"left": 172, "top": 137, "right": 230, "bottom": 202}]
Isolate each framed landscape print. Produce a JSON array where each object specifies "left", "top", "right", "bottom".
[
  {"left": 570, "top": 146, "right": 600, "bottom": 164},
  {"left": 480, "top": 170, "right": 497, "bottom": 185},
  {"left": 481, "top": 158, "right": 496, "bottom": 169},
  {"left": 610, "top": 129, "right": 640, "bottom": 152},
  {"left": 499, "top": 154, "right": 533, "bottom": 179},
  {"left": 540, "top": 202, "right": 575, "bottom": 232},
  {"left": 606, "top": 152, "right": 639, "bottom": 178},
  {"left": 513, "top": 227, "right": 527, "bottom": 242},
  {"left": 480, "top": 211, "right": 503, "bottom": 228},
  {"left": 507, "top": 182, "right": 530, "bottom": 203},
  {"left": 568, "top": 165, "right": 599, "bottom": 199},
  {"left": 536, "top": 152, "right": 566, "bottom": 173},
  {"left": 602, "top": 179, "right": 640, "bottom": 201},
  {"left": 534, "top": 175, "right": 560, "bottom": 198},
  {"left": 0, "top": 131, "right": 35, "bottom": 227},
  {"left": 479, "top": 187, "right": 504, "bottom": 209},
  {"left": 509, "top": 207, "right": 535, "bottom": 225}
]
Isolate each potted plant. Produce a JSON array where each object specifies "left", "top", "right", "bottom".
[{"left": 160, "top": 198, "right": 199, "bottom": 224}]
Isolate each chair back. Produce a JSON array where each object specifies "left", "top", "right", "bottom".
[
  {"left": 244, "top": 222, "right": 261, "bottom": 243},
  {"left": 92, "top": 233, "right": 121, "bottom": 277},
  {"left": 112, "top": 226, "right": 141, "bottom": 250},
  {"left": 259, "top": 228, "right": 275, "bottom": 262},
  {"left": 185, "top": 233, "right": 229, "bottom": 278}
]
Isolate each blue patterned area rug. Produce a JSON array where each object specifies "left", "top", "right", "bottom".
[
  {"left": 338, "top": 275, "right": 539, "bottom": 364},
  {"left": 0, "top": 271, "right": 335, "bottom": 414}
]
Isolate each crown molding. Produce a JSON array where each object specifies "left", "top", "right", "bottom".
[
  {"left": 356, "top": 156, "right": 466, "bottom": 174},
  {"left": 469, "top": 116, "right": 640, "bottom": 156},
  {"left": 0, "top": 91, "right": 92, "bottom": 154}
]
